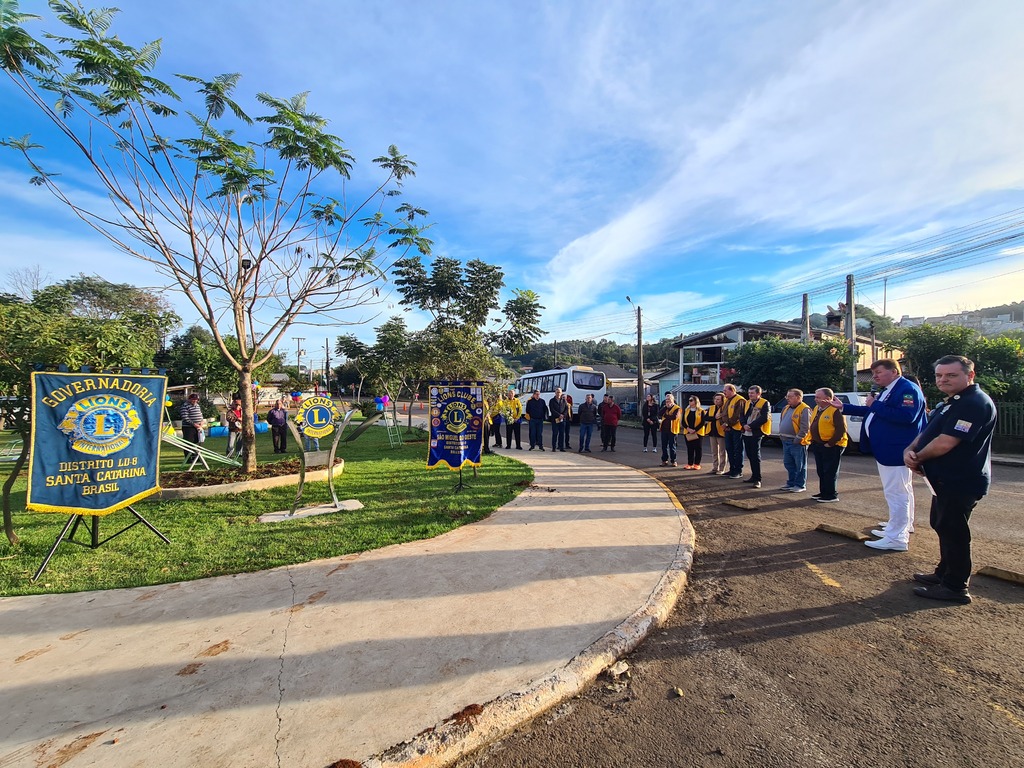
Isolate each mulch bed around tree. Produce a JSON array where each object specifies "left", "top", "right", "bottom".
[{"left": 162, "top": 458, "right": 343, "bottom": 488}]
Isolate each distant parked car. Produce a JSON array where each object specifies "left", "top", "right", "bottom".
[{"left": 769, "top": 391, "right": 867, "bottom": 451}]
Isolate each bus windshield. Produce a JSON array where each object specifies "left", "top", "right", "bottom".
[{"left": 572, "top": 370, "right": 605, "bottom": 390}]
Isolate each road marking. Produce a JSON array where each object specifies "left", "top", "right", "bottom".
[
  {"left": 988, "top": 702, "right": 1024, "bottom": 731},
  {"left": 804, "top": 561, "right": 842, "bottom": 588}
]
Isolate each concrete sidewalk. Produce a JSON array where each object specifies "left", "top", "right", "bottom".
[{"left": 0, "top": 450, "right": 693, "bottom": 768}]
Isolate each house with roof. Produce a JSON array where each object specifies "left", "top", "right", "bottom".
[{"left": 670, "top": 319, "right": 894, "bottom": 396}]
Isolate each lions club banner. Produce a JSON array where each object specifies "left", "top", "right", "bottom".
[
  {"left": 427, "top": 383, "right": 484, "bottom": 470},
  {"left": 27, "top": 372, "right": 168, "bottom": 515}
]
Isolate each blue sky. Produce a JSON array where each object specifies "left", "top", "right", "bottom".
[{"left": 4, "top": 0, "right": 1024, "bottom": 368}]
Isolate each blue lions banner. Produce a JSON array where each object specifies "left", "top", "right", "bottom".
[
  {"left": 27, "top": 372, "right": 168, "bottom": 515},
  {"left": 427, "top": 382, "right": 484, "bottom": 470}
]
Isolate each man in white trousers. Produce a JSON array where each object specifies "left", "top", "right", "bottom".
[{"left": 831, "top": 359, "right": 926, "bottom": 552}]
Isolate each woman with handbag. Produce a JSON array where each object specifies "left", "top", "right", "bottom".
[{"left": 682, "top": 395, "right": 708, "bottom": 469}]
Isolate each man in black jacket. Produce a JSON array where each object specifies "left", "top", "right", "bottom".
[
  {"left": 549, "top": 387, "right": 569, "bottom": 451},
  {"left": 524, "top": 390, "right": 548, "bottom": 451}
]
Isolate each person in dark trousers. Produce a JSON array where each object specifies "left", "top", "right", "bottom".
[
  {"left": 179, "top": 392, "right": 204, "bottom": 463},
  {"left": 502, "top": 391, "right": 523, "bottom": 449},
  {"left": 482, "top": 397, "right": 494, "bottom": 454},
  {"left": 741, "top": 385, "right": 770, "bottom": 488},
  {"left": 809, "top": 387, "right": 847, "bottom": 503},
  {"left": 659, "top": 393, "right": 681, "bottom": 467},
  {"left": 549, "top": 387, "right": 569, "bottom": 451},
  {"left": 721, "top": 383, "right": 747, "bottom": 478},
  {"left": 576, "top": 393, "right": 598, "bottom": 452},
  {"left": 524, "top": 390, "right": 548, "bottom": 450},
  {"left": 598, "top": 394, "right": 622, "bottom": 451},
  {"left": 267, "top": 399, "right": 288, "bottom": 453},
  {"left": 904, "top": 355, "right": 997, "bottom": 604},
  {"left": 641, "top": 393, "right": 659, "bottom": 452}
]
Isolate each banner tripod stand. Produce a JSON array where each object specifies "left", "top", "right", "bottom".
[
  {"left": 32, "top": 505, "right": 170, "bottom": 582},
  {"left": 453, "top": 467, "right": 465, "bottom": 492}
]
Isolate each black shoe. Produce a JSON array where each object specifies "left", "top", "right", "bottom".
[
  {"left": 913, "top": 584, "right": 972, "bottom": 604},
  {"left": 529, "top": 446, "right": 535, "bottom": 451},
  {"left": 540, "top": 447, "right": 545, "bottom": 451},
  {"left": 585, "top": 448, "right": 592, "bottom": 453},
  {"left": 913, "top": 573, "right": 942, "bottom": 586},
  {"left": 601, "top": 447, "right": 607, "bottom": 452},
  {"left": 811, "top": 493, "right": 821, "bottom": 499},
  {"left": 610, "top": 447, "right": 615, "bottom": 452}
]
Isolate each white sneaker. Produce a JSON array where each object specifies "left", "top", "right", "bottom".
[
  {"left": 790, "top": 486, "right": 806, "bottom": 493},
  {"left": 864, "top": 538, "right": 908, "bottom": 552},
  {"left": 870, "top": 529, "right": 888, "bottom": 538},
  {"left": 777, "top": 484, "right": 793, "bottom": 490},
  {"left": 643, "top": 448, "right": 648, "bottom": 452}
]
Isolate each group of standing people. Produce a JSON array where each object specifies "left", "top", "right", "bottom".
[
  {"left": 483, "top": 389, "right": 624, "bottom": 454},
  {"left": 669, "top": 355, "right": 996, "bottom": 606}
]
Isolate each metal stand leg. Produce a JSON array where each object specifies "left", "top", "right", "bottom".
[
  {"left": 33, "top": 515, "right": 79, "bottom": 582},
  {"left": 31, "top": 507, "right": 170, "bottom": 582}
]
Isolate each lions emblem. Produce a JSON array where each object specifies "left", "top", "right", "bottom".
[{"left": 58, "top": 395, "right": 141, "bottom": 456}]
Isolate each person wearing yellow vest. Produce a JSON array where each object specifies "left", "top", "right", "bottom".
[
  {"left": 682, "top": 395, "right": 709, "bottom": 469},
  {"left": 488, "top": 397, "right": 504, "bottom": 448},
  {"left": 502, "top": 390, "right": 523, "bottom": 450},
  {"left": 741, "top": 385, "right": 771, "bottom": 488},
  {"left": 720, "top": 383, "right": 748, "bottom": 479},
  {"left": 809, "top": 387, "right": 848, "bottom": 502},
  {"left": 777, "top": 388, "right": 811, "bottom": 492},
  {"left": 659, "top": 393, "right": 682, "bottom": 467},
  {"left": 706, "top": 392, "right": 728, "bottom": 474}
]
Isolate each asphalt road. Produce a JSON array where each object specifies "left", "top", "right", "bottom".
[{"left": 460, "top": 424, "right": 1024, "bottom": 768}]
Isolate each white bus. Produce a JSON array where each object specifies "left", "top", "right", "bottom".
[{"left": 514, "top": 366, "right": 607, "bottom": 422}]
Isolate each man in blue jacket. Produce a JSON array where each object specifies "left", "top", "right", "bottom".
[{"left": 832, "top": 359, "right": 926, "bottom": 552}]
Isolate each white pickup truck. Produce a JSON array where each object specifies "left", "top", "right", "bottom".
[{"left": 769, "top": 391, "right": 867, "bottom": 450}]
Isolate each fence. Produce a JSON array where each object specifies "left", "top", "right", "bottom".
[{"left": 995, "top": 402, "right": 1024, "bottom": 453}]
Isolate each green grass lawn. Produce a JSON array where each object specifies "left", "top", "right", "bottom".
[{"left": 0, "top": 427, "right": 533, "bottom": 596}]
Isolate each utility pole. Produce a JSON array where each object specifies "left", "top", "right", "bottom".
[
  {"left": 293, "top": 337, "right": 305, "bottom": 383},
  {"left": 324, "top": 338, "right": 331, "bottom": 395},
  {"left": 801, "top": 293, "right": 811, "bottom": 343},
  {"left": 553, "top": 339, "right": 558, "bottom": 368},
  {"left": 845, "top": 275, "right": 857, "bottom": 391}
]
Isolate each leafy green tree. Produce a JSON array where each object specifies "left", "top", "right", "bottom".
[
  {"left": 725, "top": 337, "right": 858, "bottom": 402},
  {"left": 1, "top": 2, "right": 432, "bottom": 470},
  {"left": 0, "top": 298, "right": 158, "bottom": 545},
  {"left": 160, "top": 325, "right": 283, "bottom": 404},
  {"left": 391, "top": 256, "right": 543, "bottom": 358},
  {"left": 894, "top": 324, "right": 1024, "bottom": 401}
]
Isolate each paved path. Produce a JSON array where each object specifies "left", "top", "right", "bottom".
[{"left": 1, "top": 450, "right": 691, "bottom": 768}]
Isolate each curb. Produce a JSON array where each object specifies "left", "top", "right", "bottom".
[
  {"left": 156, "top": 464, "right": 341, "bottom": 500},
  {"left": 364, "top": 475, "right": 695, "bottom": 768}
]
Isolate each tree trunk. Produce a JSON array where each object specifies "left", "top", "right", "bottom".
[
  {"left": 2, "top": 439, "right": 28, "bottom": 546},
  {"left": 238, "top": 368, "right": 257, "bottom": 472}
]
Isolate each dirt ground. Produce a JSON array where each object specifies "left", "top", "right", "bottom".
[{"left": 457, "top": 455, "right": 1024, "bottom": 768}]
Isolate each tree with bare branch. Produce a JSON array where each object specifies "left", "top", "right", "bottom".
[{"left": 1, "top": 1, "right": 432, "bottom": 470}]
